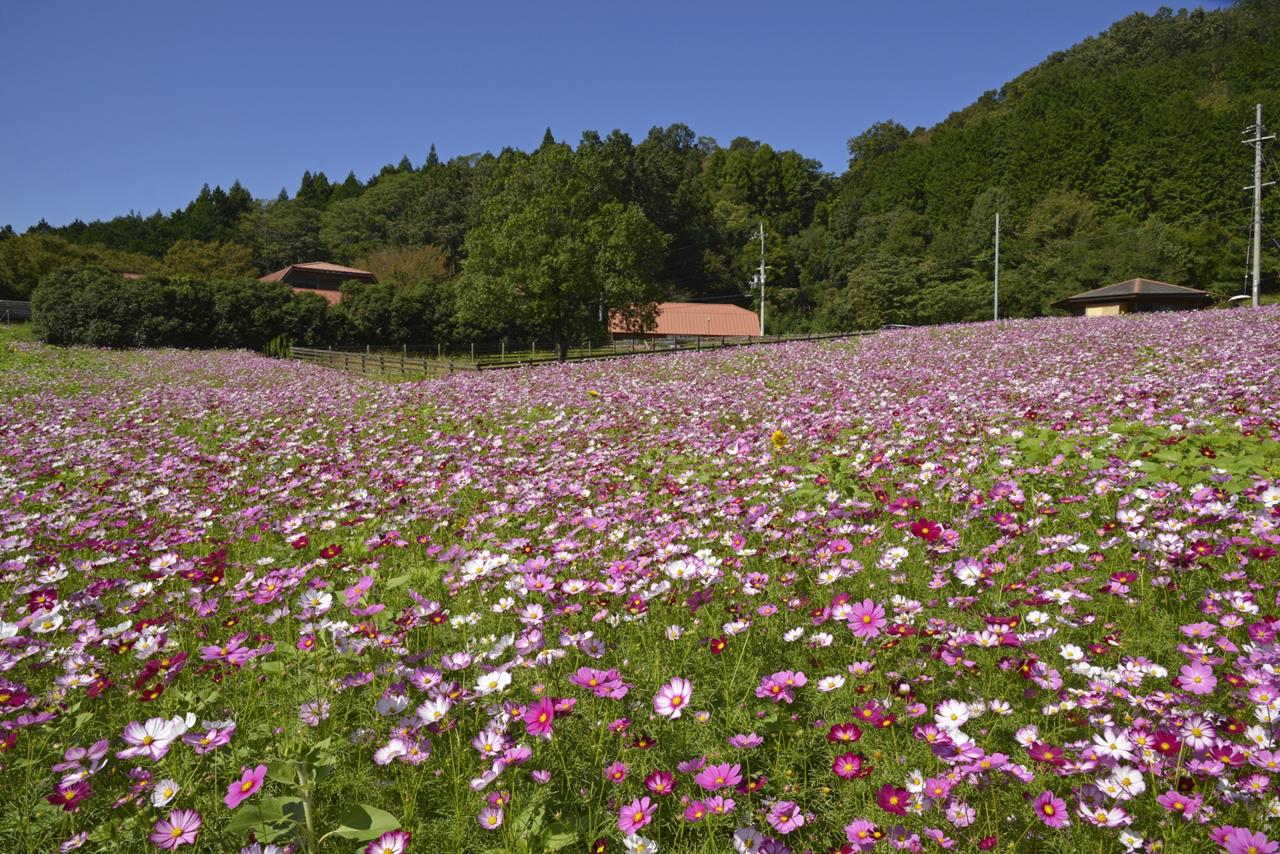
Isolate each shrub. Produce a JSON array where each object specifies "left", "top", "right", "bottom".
[{"left": 31, "top": 265, "right": 327, "bottom": 350}]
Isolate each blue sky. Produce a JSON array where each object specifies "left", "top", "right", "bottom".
[{"left": 0, "top": 0, "right": 1212, "bottom": 230}]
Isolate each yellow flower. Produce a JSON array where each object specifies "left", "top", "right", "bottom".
[{"left": 771, "top": 429, "right": 787, "bottom": 448}]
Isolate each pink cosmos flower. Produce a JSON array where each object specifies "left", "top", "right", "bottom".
[
  {"left": 523, "top": 697, "right": 555, "bottom": 738},
  {"left": 846, "top": 819, "right": 880, "bottom": 850},
  {"left": 653, "top": 677, "right": 692, "bottom": 719},
  {"left": 849, "top": 599, "right": 886, "bottom": 639},
  {"left": 1032, "top": 790, "right": 1069, "bottom": 829},
  {"left": 694, "top": 762, "right": 742, "bottom": 791},
  {"left": 766, "top": 800, "right": 804, "bottom": 834},
  {"left": 118, "top": 716, "right": 188, "bottom": 762},
  {"left": 477, "top": 807, "right": 503, "bottom": 830},
  {"left": 833, "top": 752, "right": 869, "bottom": 780},
  {"left": 149, "top": 809, "right": 201, "bottom": 850},
  {"left": 225, "top": 764, "right": 267, "bottom": 809},
  {"left": 618, "top": 796, "right": 655, "bottom": 834},
  {"left": 644, "top": 770, "right": 676, "bottom": 795},
  {"left": 365, "top": 829, "right": 411, "bottom": 854},
  {"left": 1221, "top": 827, "right": 1279, "bottom": 854},
  {"left": 1178, "top": 662, "right": 1218, "bottom": 695},
  {"left": 1156, "top": 789, "right": 1201, "bottom": 818},
  {"left": 684, "top": 800, "right": 707, "bottom": 822}
]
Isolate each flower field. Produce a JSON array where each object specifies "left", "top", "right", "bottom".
[{"left": 3, "top": 309, "right": 1280, "bottom": 854}]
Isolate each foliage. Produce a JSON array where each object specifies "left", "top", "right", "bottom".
[
  {"left": 0, "top": 235, "right": 157, "bottom": 300},
  {"left": 458, "top": 144, "right": 668, "bottom": 359},
  {"left": 31, "top": 267, "right": 330, "bottom": 349},
  {"left": 161, "top": 239, "right": 255, "bottom": 279}
]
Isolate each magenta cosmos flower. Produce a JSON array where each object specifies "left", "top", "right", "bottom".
[
  {"left": 848, "top": 599, "right": 886, "bottom": 639},
  {"left": 876, "top": 784, "right": 910, "bottom": 815},
  {"left": 149, "top": 809, "right": 201, "bottom": 850},
  {"left": 653, "top": 677, "right": 692, "bottom": 719},
  {"left": 695, "top": 762, "right": 742, "bottom": 791},
  {"left": 618, "top": 796, "right": 656, "bottom": 834},
  {"left": 1032, "top": 790, "right": 1069, "bottom": 829},
  {"left": 523, "top": 697, "right": 555, "bottom": 738},
  {"left": 224, "top": 764, "right": 267, "bottom": 809}
]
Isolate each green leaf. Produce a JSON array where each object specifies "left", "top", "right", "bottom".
[
  {"left": 227, "top": 797, "right": 303, "bottom": 843},
  {"left": 266, "top": 760, "right": 296, "bottom": 785},
  {"left": 385, "top": 572, "right": 412, "bottom": 589},
  {"left": 260, "top": 660, "right": 284, "bottom": 674},
  {"left": 329, "top": 804, "right": 400, "bottom": 841},
  {"left": 542, "top": 819, "right": 579, "bottom": 850}
]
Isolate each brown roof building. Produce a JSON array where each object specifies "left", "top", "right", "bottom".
[
  {"left": 1052, "top": 278, "right": 1215, "bottom": 316},
  {"left": 609, "top": 302, "right": 761, "bottom": 338},
  {"left": 260, "top": 261, "right": 377, "bottom": 305}
]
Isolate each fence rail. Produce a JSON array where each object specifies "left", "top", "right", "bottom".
[
  {"left": 0, "top": 300, "right": 32, "bottom": 323},
  {"left": 289, "top": 331, "right": 872, "bottom": 379}
]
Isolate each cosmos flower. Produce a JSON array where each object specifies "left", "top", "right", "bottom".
[
  {"left": 149, "top": 809, "right": 201, "bottom": 850},
  {"left": 365, "top": 830, "right": 412, "bottom": 854},
  {"left": 653, "top": 677, "right": 692, "bottom": 719},
  {"left": 695, "top": 763, "right": 742, "bottom": 791},
  {"left": 225, "top": 764, "right": 267, "bottom": 809},
  {"left": 1032, "top": 790, "right": 1069, "bottom": 829},
  {"left": 618, "top": 796, "right": 656, "bottom": 834}
]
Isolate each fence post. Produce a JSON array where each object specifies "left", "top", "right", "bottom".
[
  {"left": 532, "top": 340, "right": 536, "bottom": 359},
  {"left": 471, "top": 342, "right": 475, "bottom": 361},
  {"left": 501, "top": 340, "right": 506, "bottom": 361}
]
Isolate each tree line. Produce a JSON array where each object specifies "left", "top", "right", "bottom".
[{"left": 9, "top": 1, "right": 1280, "bottom": 346}]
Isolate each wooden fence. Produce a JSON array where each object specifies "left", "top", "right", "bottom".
[
  {"left": 290, "top": 331, "right": 872, "bottom": 379},
  {"left": 290, "top": 347, "right": 479, "bottom": 378}
]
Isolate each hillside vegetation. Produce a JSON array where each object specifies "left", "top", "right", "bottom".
[{"left": 3, "top": 1, "right": 1279, "bottom": 335}]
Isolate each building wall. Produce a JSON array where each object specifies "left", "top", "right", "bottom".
[{"left": 1085, "top": 304, "right": 1124, "bottom": 316}]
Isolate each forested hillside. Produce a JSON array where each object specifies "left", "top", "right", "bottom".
[{"left": 4, "top": 1, "right": 1279, "bottom": 334}]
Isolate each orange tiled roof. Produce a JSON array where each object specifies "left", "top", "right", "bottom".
[{"left": 610, "top": 302, "right": 760, "bottom": 337}]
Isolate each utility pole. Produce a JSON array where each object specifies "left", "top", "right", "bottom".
[
  {"left": 757, "top": 221, "right": 766, "bottom": 336},
  {"left": 1245, "top": 103, "right": 1275, "bottom": 308},
  {"left": 994, "top": 212, "right": 1000, "bottom": 322}
]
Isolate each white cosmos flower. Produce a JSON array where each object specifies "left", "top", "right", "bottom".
[
  {"left": 816, "top": 675, "right": 845, "bottom": 692},
  {"left": 473, "top": 670, "right": 512, "bottom": 696},
  {"left": 151, "top": 779, "right": 180, "bottom": 807}
]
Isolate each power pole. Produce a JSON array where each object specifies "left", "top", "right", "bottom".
[
  {"left": 757, "top": 221, "right": 766, "bottom": 336},
  {"left": 994, "top": 211, "right": 1001, "bottom": 322},
  {"left": 1245, "top": 103, "right": 1275, "bottom": 308}
]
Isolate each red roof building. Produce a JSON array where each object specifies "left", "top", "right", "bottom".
[
  {"left": 260, "top": 261, "right": 377, "bottom": 304},
  {"left": 610, "top": 302, "right": 760, "bottom": 338}
]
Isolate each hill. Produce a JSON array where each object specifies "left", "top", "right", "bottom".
[{"left": 3, "top": 2, "right": 1279, "bottom": 333}]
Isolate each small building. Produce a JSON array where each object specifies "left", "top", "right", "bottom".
[
  {"left": 609, "top": 301, "right": 761, "bottom": 339},
  {"left": 260, "top": 261, "right": 377, "bottom": 305},
  {"left": 1052, "top": 278, "right": 1215, "bottom": 316}
]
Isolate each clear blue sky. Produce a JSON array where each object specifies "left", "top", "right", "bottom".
[{"left": 1, "top": 0, "right": 1212, "bottom": 231}]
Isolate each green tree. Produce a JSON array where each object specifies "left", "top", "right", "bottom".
[
  {"left": 162, "top": 239, "right": 255, "bottom": 278},
  {"left": 458, "top": 145, "right": 668, "bottom": 360}
]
